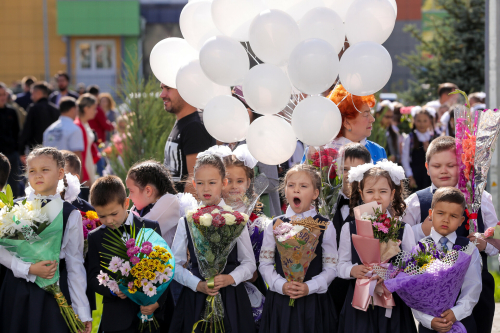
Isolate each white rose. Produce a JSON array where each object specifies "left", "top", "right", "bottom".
[
  {"left": 212, "top": 209, "right": 220, "bottom": 214},
  {"left": 186, "top": 209, "right": 196, "bottom": 222},
  {"left": 222, "top": 205, "right": 234, "bottom": 212},
  {"left": 241, "top": 213, "right": 249, "bottom": 224},
  {"left": 199, "top": 213, "right": 213, "bottom": 227},
  {"left": 223, "top": 214, "right": 236, "bottom": 225}
]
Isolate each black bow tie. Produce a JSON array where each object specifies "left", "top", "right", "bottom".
[
  {"left": 41, "top": 199, "right": 51, "bottom": 208},
  {"left": 338, "top": 196, "right": 350, "bottom": 208}
]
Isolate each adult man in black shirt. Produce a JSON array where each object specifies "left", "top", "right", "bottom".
[
  {"left": 0, "top": 83, "right": 22, "bottom": 196},
  {"left": 15, "top": 76, "right": 36, "bottom": 110},
  {"left": 49, "top": 71, "right": 79, "bottom": 106},
  {"left": 161, "top": 84, "right": 215, "bottom": 193},
  {"left": 19, "top": 81, "right": 60, "bottom": 154}
]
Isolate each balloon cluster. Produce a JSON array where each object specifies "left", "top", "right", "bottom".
[{"left": 150, "top": 0, "right": 397, "bottom": 165}]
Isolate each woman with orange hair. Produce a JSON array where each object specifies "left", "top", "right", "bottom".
[{"left": 328, "top": 85, "right": 387, "bottom": 163}]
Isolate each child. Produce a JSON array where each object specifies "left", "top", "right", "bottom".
[
  {"left": 60, "top": 150, "right": 94, "bottom": 213},
  {"left": 169, "top": 152, "right": 256, "bottom": 333},
  {"left": 412, "top": 187, "right": 481, "bottom": 333},
  {"left": 402, "top": 136, "right": 497, "bottom": 333},
  {"left": 402, "top": 107, "right": 437, "bottom": 192},
  {"left": 329, "top": 143, "right": 371, "bottom": 316},
  {"left": 126, "top": 160, "right": 180, "bottom": 247},
  {"left": 337, "top": 160, "right": 417, "bottom": 333},
  {"left": 0, "top": 146, "right": 92, "bottom": 333},
  {"left": 87, "top": 175, "right": 169, "bottom": 333},
  {"left": 259, "top": 164, "right": 338, "bottom": 333}
]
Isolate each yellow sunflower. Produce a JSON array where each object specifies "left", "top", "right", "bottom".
[
  {"left": 86, "top": 211, "right": 99, "bottom": 220},
  {"left": 149, "top": 251, "right": 159, "bottom": 259},
  {"left": 134, "top": 279, "right": 142, "bottom": 288}
]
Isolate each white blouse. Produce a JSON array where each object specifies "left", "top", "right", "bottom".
[
  {"left": 171, "top": 200, "right": 256, "bottom": 292},
  {"left": 402, "top": 183, "right": 499, "bottom": 256},
  {"left": 0, "top": 194, "right": 92, "bottom": 322},
  {"left": 401, "top": 129, "right": 434, "bottom": 178},
  {"left": 258, "top": 206, "right": 338, "bottom": 295},
  {"left": 337, "top": 211, "right": 416, "bottom": 279}
]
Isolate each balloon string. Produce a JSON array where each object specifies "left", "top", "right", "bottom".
[
  {"left": 351, "top": 93, "right": 362, "bottom": 113},
  {"left": 336, "top": 94, "right": 348, "bottom": 108},
  {"left": 244, "top": 42, "right": 261, "bottom": 64}
]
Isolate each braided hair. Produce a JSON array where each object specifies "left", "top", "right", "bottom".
[
  {"left": 26, "top": 146, "right": 68, "bottom": 199},
  {"left": 126, "top": 160, "right": 178, "bottom": 197}
]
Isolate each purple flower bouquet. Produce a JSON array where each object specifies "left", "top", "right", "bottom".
[{"left": 377, "top": 240, "right": 476, "bottom": 333}]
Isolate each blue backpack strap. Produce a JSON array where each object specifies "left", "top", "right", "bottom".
[{"left": 416, "top": 187, "right": 433, "bottom": 223}]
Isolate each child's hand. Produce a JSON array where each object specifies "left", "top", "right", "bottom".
[
  {"left": 370, "top": 275, "right": 383, "bottom": 285},
  {"left": 140, "top": 302, "right": 159, "bottom": 316},
  {"left": 350, "top": 265, "right": 371, "bottom": 279},
  {"left": 115, "top": 290, "right": 127, "bottom": 299},
  {"left": 422, "top": 215, "right": 433, "bottom": 236},
  {"left": 196, "top": 281, "right": 219, "bottom": 296},
  {"left": 440, "top": 309, "right": 456, "bottom": 324},
  {"left": 467, "top": 235, "right": 487, "bottom": 251},
  {"left": 431, "top": 317, "right": 453, "bottom": 332},
  {"left": 288, "top": 281, "right": 309, "bottom": 299},
  {"left": 79, "top": 321, "right": 92, "bottom": 333},
  {"left": 29, "top": 260, "right": 57, "bottom": 279},
  {"left": 282, "top": 282, "right": 293, "bottom": 297},
  {"left": 214, "top": 274, "right": 235, "bottom": 289}
]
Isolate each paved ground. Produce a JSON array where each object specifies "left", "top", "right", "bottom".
[{"left": 493, "top": 303, "right": 500, "bottom": 333}]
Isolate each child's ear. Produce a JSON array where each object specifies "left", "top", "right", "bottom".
[
  {"left": 192, "top": 179, "right": 196, "bottom": 189},
  {"left": 223, "top": 178, "right": 228, "bottom": 187},
  {"left": 460, "top": 215, "right": 465, "bottom": 224},
  {"left": 428, "top": 208, "right": 433, "bottom": 220},
  {"left": 145, "top": 185, "right": 153, "bottom": 197},
  {"left": 425, "top": 162, "right": 430, "bottom": 176},
  {"left": 58, "top": 168, "right": 65, "bottom": 180},
  {"left": 390, "top": 189, "right": 395, "bottom": 203},
  {"left": 124, "top": 198, "right": 130, "bottom": 209},
  {"left": 313, "top": 188, "right": 319, "bottom": 200}
]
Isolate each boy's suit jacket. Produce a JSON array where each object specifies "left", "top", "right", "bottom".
[{"left": 87, "top": 214, "right": 168, "bottom": 332}]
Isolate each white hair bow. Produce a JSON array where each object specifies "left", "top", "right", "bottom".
[
  {"left": 197, "top": 145, "right": 232, "bottom": 159},
  {"left": 348, "top": 159, "right": 405, "bottom": 184},
  {"left": 232, "top": 144, "right": 258, "bottom": 169}
]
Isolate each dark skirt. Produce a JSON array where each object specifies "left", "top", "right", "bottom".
[
  {"left": 339, "top": 280, "right": 417, "bottom": 333},
  {"left": 169, "top": 284, "right": 255, "bottom": 333},
  {"left": 258, "top": 290, "right": 338, "bottom": 333},
  {"left": 472, "top": 270, "right": 495, "bottom": 333},
  {"left": 0, "top": 269, "right": 70, "bottom": 333},
  {"left": 328, "top": 277, "right": 351, "bottom": 318},
  {"left": 251, "top": 270, "right": 267, "bottom": 297}
]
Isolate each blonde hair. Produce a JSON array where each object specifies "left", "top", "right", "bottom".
[
  {"left": 280, "top": 164, "right": 322, "bottom": 212},
  {"left": 76, "top": 93, "right": 97, "bottom": 115},
  {"left": 98, "top": 92, "right": 116, "bottom": 110}
]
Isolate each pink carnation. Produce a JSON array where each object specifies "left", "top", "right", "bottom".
[
  {"left": 127, "top": 246, "right": 140, "bottom": 258},
  {"left": 126, "top": 238, "right": 136, "bottom": 249},
  {"left": 484, "top": 227, "right": 495, "bottom": 238},
  {"left": 130, "top": 256, "right": 140, "bottom": 265},
  {"left": 373, "top": 222, "right": 389, "bottom": 234},
  {"left": 141, "top": 244, "right": 153, "bottom": 256},
  {"left": 128, "top": 281, "right": 134, "bottom": 289}
]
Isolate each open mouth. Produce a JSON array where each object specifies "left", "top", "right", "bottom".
[
  {"left": 203, "top": 194, "right": 212, "bottom": 199},
  {"left": 293, "top": 197, "right": 301, "bottom": 207}
]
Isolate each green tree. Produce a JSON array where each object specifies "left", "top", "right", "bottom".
[
  {"left": 106, "top": 53, "right": 176, "bottom": 183},
  {"left": 398, "top": 0, "right": 485, "bottom": 105}
]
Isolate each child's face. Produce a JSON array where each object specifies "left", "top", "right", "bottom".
[
  {"left": 222, "top": 166, "right": 250, "bottom": 203},
  {"left": 414, "top": 113, "right": 431, "bottom": 133},
  {"left": 380, "top": 109, "right": 393, "bottom": 129},
  {"left": 285, "top": 171, "right": 319, "bottom": 214},
  {"left": 193, "top": 165, "right": 227, "bottom": 206},
  {"left": 342, "top": 157, "right": 366, "bottom": 196},
  {"left": 360, "top": 176, "right": 395, "bottom": 213},
  {"left": 94, "top": 198, "right": 130, "bottom": 229},
  {"left": 429, "top": 201, "right": 465, "bottom": 237},
  {"left": 426, "top": 149, "right": 458, "bottom": 188},
  {"left": 27, "top": 155, "right": 64, "bottom": 196},
  {"left": 126, "top": 178, "right": 156, "bottom": 211}
]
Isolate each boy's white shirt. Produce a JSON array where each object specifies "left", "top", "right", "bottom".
[
  {"left": 258, "top": 206, "right": 338, "bottom": 295},
  {"left": 337, "top": 210, "right": 417, "bottom": 279},
  {"left": 0, "top": 193, "right": 92, "bottom": 322},
  {"left": 171, "top": 199, "right": 256, "bottom": 291},
  {"left": 412, "top": 228, "right": 482, "bottom": 330},
  {"left": 402, "top": 183, "right": 499, "bottom": 256}
]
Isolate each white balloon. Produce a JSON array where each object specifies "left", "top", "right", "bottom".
[
  {"left": 345, "top": 0, "right": 396, "bottom": 45},
  {"left": 204, "top": 95, "right": 250, "bottom": 143},
  {"left": 388, "top": 0, "right": 397, "bottom": 16},
  {"left": 243, "top": 63, "right": 292, "bottom": 115},
  {"left": 180, "top": 0, "right": 221, "bottom": 50},
  {"left": 287, "top": 39, "right": 339, "bottom": 95},
  {"left": 247, "top": 116, "right": 297, "bottom": 165},
  {"left": 323, "top": 0, "right": 355, "bottom": 22},
  {"left": 211, "top": 0, "right": 267, "bottom": 41},
  {"left": 263, "top": 0, "right": 325, "bottom": 22},
  {"left": 291, "top": 96, "right": 342, "bottom": 146},
  {"left": 199, "top": 36, "right": 250, "bottom": 86},
  {"left": 149, "top": 38, "right": 198, "bottom": 89},
  {"left": 298, "top": 7, "right": 345, "bottom": 53},
  {"left": 339, "top": 41, "right": 392, "bottom": 96},
  {"left": 248, "top": 9, "right": 300, "bottom": 66},
  {"left": 176, "top": 59, "right": 231, "bottom": 109}
]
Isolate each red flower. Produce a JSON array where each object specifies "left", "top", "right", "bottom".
[
  {"left": 193, "top": 212, "right": 201, "bottom": 224},
  {"left": 212, "top": 214, "right": 225, "bottom": 228},
  {"left": 313, "top": 159, "right": 321, "bottom": 168},
  {"left": 383, "top": 218, "right": 391, "bottom": 227},
  {"left": 233, "top": 211, "right": 244, "bottom": 224},
  {"left": 465, "top": 222, "right": 470, "bottom": 230},
  {"left": 250, "top": 213, "right": 259, "bottom": 222},
  {"left": 80, "top": 211, "right": 86, "bottom": 217},
  {"left": 311, "top": 152, "right": 320, "bottom": 160},
  {"left": 380, "top": 214, "right": 387, "bottom": 220},
  {"left": 327, "top": 148, "right": 338, "bottom": 159},
  {"left": 329, "top": 166, "right": 337, "bottom": 179}
]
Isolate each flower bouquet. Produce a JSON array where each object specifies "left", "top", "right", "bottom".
[
  {"left": 379, "top": 239, "right": 477, "bottom": 333},
  {"left": 305, "top": 144, "right": 343, "bottom": 221},
  {"left": 0, "top": 185, "right": 85, "bottom": 333},
  {"left": 185, "top": 204, "right": 249, "bottom": 332},
  {"left": 476, "top": 222, "right": 500, "bottom": 250},
  {"left": 273, "top": 216, "right": 328, "bottom": 306},
  {"left": 97, "top": 223, "right": 175, "bottom": 332},
  {"left": 350, "top": 201, "right": 402, "bottom": 313},
  {"left": 81, "top": 210, "right": 101, "bottom": 256},
  {"left": 451, "top": 90, "right": 500, "bottom": 233}
]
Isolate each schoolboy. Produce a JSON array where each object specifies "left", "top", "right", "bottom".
[
  {"left": 328, "top": 143, "right": 372, "bottom": 316},
  {"left": 403, "top": 136, "right": 496, "bottom": 332},
  {"left": 60, "top": 150, "right": 94, "bottom": 213},
  {"left": 412, "top": 187, "right": 481, "bottom": 333},
  {"left": 87, "top": 176, "right": 168, "bottom": 333}
]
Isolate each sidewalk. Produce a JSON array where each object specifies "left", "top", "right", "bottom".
[{"left": 494, "top": 303, "right": 500, "bottom": 332}]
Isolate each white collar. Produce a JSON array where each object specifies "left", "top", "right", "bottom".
[
  {"left": 200, "top": 198, "right": 226, "bottom": 207},
  {"left": 414, "top": 130, "right": 433, "bottom": 142},
  {"left": 25, "top": 185, "right": 62, "bottom": 202},
  {"left": 430, "top": 227, "right": 457, "bottom": 245},
  {"left": 334, "top": 136, "right": 367, "bottom": 147},
  {"left": 339, "top": 190, "right": 348, "bottom": 199},
  {"left": 124, "top": 210, "right": 135, "bottom": 226},
  {"left": 430, "top": 183, "right": 459, "bottom": 192},
  {"left": 285, "top": 206, "right": 317, "bottom": 219}
]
